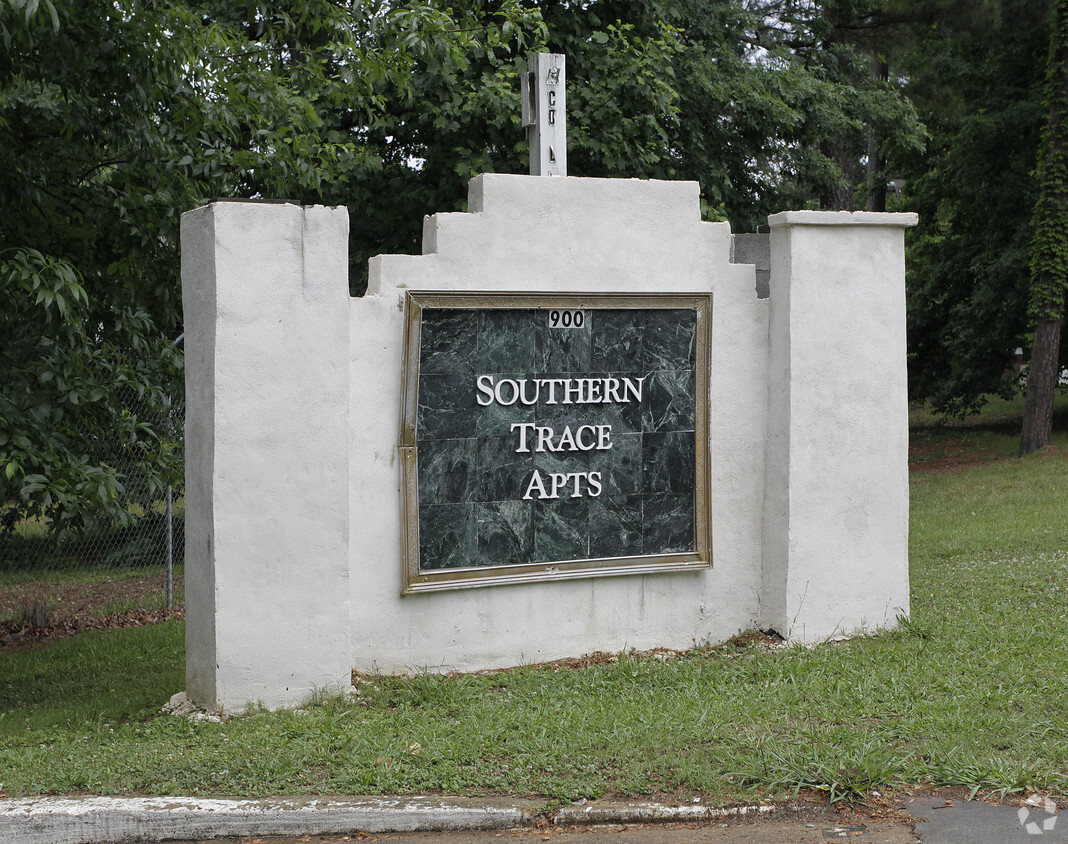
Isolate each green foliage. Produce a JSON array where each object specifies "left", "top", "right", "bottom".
[
  {"left": 0, "top": 246, "right": 183, "bottom": 536},
  {"left": 343, "top": 0, "right": 928, "bottom": 272},
  {"left": 1029, "top": 0, "right": 1068, "bottom": 320},
  {"left": 1, "top": 0, "right": 1012, "bottom": 515},
  {"left": 902, "top": 0, "right": 1056, "bottom": 415},
  {"left": 0, "top": 0, "right": 544, "bottom": 531},
  {"left": 736, "top": 0, "right": 928, "bottom": 215}
]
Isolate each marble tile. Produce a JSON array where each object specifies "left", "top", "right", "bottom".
[
  {"left": 536, "top": 320, "right": 592, "bottom": 372},
  {"left": 419, "top": 310, "right": 480, "bottom": 374},
  {"left": 475, "top": 380, "right": 536, "bottom": 437},
  {"left": 589, "top": 431, "right": 642, "bottom": 496},
  {"left": 533, "top": 444, "right": 592, "bottom": 481},
  {"left": 418, "top": 438, "right": 477, "bottom": 506},
  {"left": 418, "top": 373, "right": 478, "bottom": 440},
  {"left": 476, "top": 500, "right": 534, "bottom": 565},
  {"left": 534, "top": 496, "right": 590, "bottom": 562},
  {"left": 581, "top": 399, "right": 627, "bottom": 437},
  {"left": 643, "top": 310, "right": 696, "bottom": 372},
  {"left": 642, "top": 492, "right": 695, "bottom": 555},
  {"left": 415, "top": 305, "right": 701, "bottom": 572},
  {"left": 475, "top": 436, "right": 534, "bottom": 503},
  {"left": 535, "top": 390, "right": 602, "bottom": 429},
  {"left": 605, "top": 374, "right": 646, "bottom": 433},
  {"left": 477, "top": 310, "right": 538, "bottom": 373},
  {"left": 642, "top": 431, "right": 696, "bottom": 494},
  {"left": 419, "top": 502, "right": 477, "bottom": 569},
  {"left": 589, "top": 494, "right": 644, "bottom": 558},
  {"left": 641, "top": 370, "right": 696, "bottom": 434},
  {"left": 591, "top": 310, "right": 645, "bottom": 372}
]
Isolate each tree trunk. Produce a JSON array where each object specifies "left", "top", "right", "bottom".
[
  {"left": 820, "top": 135, "right": 857, "bottom": 210},
  {"left": 817, "top": 26, "right": 857, "bottom": 212},
  {"left": 1020, "top": 0, "right": 1068, "bottom": 456},
  {"left": 1020, "top": 313, "right": 1063, "bottom": 455}
]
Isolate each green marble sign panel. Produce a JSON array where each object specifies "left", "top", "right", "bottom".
[{"left": 400, "top": 293, "right": 711, "bottom": 593}]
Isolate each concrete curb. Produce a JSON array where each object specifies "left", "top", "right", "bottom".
[
  {"left": 0, "top": 795, "right": 775, "bottom": 844},
  {"left": 555, "top": 800, "right": 776, "bottom": 825},
  {"left": 0, "top": 795, "right": 541, "bottom": 844}
]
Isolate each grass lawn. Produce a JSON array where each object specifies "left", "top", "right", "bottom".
[{"left": 1, "top": 398, "right": 1066, "bottom": 804}]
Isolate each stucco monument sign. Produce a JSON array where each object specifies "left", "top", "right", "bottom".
[{"left": 180, "top": 56, "right": 916, "bottom": 713}]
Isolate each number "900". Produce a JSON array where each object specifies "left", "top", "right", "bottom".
[{"left": 548, "top": 309, "right": 584, "bottom": 328}]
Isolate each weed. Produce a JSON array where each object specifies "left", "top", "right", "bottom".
[
  {"left": 17, "top": 598, "right": 52, "bottom": 629},
  {"left": 738, "top": 735, "right": 911, "bottom": 804}
]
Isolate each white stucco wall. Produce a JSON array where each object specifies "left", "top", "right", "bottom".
[
  {"left": 762, "top": 210, "right": 916, "bottom": 641},
  {"left": 182, "top": 202, "right": 351, "bottom": 712},
  {"left": 350, "top": 175, "right": 769, "bottom": 673}
]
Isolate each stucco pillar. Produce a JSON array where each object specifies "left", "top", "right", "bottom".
[
  {"left": 181, "top": 201, "right": 351, "bottom": 712},
  {"left": 762, "top": 210, "right": 917, "bottom": 642}
]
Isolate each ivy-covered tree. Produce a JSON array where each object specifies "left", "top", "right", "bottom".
[
  {"left": 899, "top": 0, "right": 1052, "bottom": 416},
  {"left": 1021, "top": 0, "right": 1068, "bottom": 454}
]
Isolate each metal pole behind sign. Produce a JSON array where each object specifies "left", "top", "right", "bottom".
[
  {"left": 166, "top": 484, "right": 173, "bottom": 610},
  {"left": 521, "top": 53, "right": 566, "bottom": 176},
  {"left": 167, "top": 330, "right": 182, "bottom": 613}
]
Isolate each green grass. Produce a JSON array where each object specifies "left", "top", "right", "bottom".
[
  {"left": 0, "top": 622, "right": 184, "bottom": 732},
  {"left": 1, "top": 413, "right": 1067, "bottom": 803}
]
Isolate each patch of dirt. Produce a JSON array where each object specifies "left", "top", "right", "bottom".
[
  {"left": 351, "top": 631, "right": 790, "bottom": 686},
  {"left": 0, "top": 606, "right": 184, "bottom": 648},
  {"left": 908, "top": 440, "right": 999, "bottom": 473},
  {"left": 0, "top": 574, "right": 183, "bottom": 648},
  {"left": 910, "top": 439, "right": 1068, "bottom": 473},
  {"left": 719, "top": 629, "right": 785, "bottom": 649},
  {"left": 489, "top": 642, "right": 741, "bottom": 674}
]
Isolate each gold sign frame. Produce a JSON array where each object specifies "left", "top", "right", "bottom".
[{"left": 400, "top": 291, "right": 712, "bottom": 594}]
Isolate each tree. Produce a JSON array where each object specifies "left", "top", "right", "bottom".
[
  {"left": 1, "top": 0, "right": 198, "bottom": 535},
  {"left": 899, "top": 0, "right": 1052, "bottom": 416},
  {"left": 1, "top": 0, "right": 931, "bottom": 533},
  {"left": 0, "top": 0, "right": 544, "bottom": 532},
  {"left": 337, "top": 0, "right": 927, "bottom": 269},
  {"left": 333, "top": 1, "right": 689, "bottom": 288},
  {"left": 1021, "top": 0, "right": 1068, "bottom": 455},
  {"left": 733, "top": 0, "right": 929, "bottom": 215}
]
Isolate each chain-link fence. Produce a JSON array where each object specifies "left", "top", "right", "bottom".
[{"left": 0, "top": 391, "right": 184, "bottom": 640}]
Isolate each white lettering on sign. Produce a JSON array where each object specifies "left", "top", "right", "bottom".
[
  {"left": 510, "top": 423, "right": 613, "bottom": 453},
  {"left": 475, "top": 375, "right": 645, "bottom": 407},
  {"left": 522, "top": 470, "right": 603, "bottom": 500},
  {"left": 475, "top": 374, "right": 643, "bottom": 500}
]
